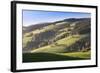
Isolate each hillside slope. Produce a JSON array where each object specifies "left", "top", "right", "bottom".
[{"left": 23, "top": 18, "right": 91, "bottom": 53}]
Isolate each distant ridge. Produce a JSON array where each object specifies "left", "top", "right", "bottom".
[{"left": 23, "top": 18, "right": 91, "bottom": 33}]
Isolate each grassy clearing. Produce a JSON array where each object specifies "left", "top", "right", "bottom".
[{"left": 56, "top": 35, "right": 81, "bottom": 46}]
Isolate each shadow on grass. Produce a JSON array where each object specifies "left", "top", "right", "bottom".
[{"left": 23, "top": 52, "right": 86, "bottom": 63}]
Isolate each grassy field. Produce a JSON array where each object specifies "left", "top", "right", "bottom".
[
  {"left": 61, "top": 51, "right": 91, "bottom": 59},
  {"left": 23, "top": 51, "right": 90, "bottom": 62}
]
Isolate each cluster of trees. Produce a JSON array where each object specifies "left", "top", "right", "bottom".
[
  {"left": 54, "top": 32, "right": 69, "bottom": 42},
  {"left": 24, "top": 30, "right": 56, "bottom": 50},
  {"left": 65, "top": 36, "right": 91, "bottom": 52}
]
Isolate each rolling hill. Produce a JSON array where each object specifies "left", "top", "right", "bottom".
[{"left": 22, "top": 18, "right": 91, "bottom": 62}]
